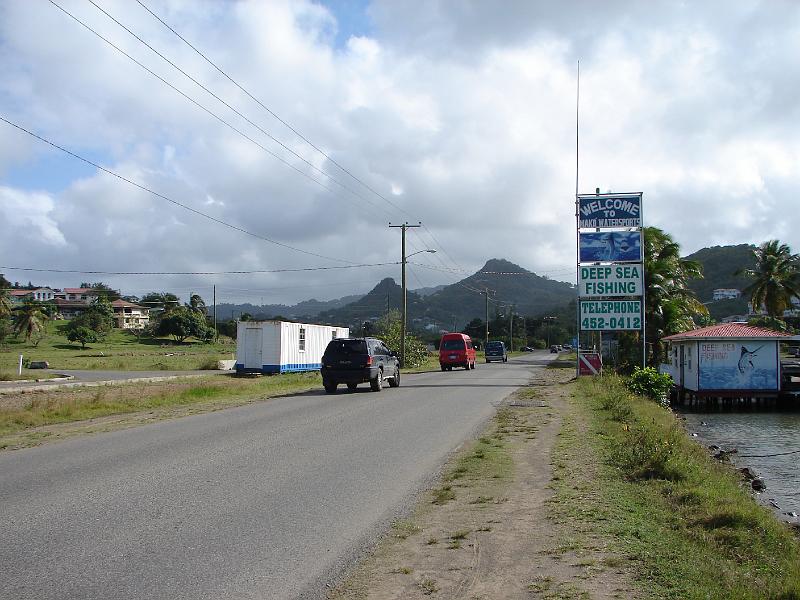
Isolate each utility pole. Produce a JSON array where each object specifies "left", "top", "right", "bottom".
[
  {"left": 482, "top": 287, "right": 493, "bottom": 348},
  {"left": 213, "top": 284, "right": 217, "bottom": 341},
  {"left": 509, "top": 306, "right": 514, "bottom": 352},
  {"left": 389, "top": 222, "right": 423, "bottom": 367}
]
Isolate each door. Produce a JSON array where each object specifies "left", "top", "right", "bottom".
[
  {"left": 678, "top": 345, "right": 685, "bottom": 387},
  {"left": 244, "top": 328, "right": 263, "bottom": 369}
]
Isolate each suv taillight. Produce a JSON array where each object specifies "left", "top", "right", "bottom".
[{"left": 366, "top": 355, "right": 373, "bottom": 366}]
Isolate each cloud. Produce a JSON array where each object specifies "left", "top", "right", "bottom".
[{"left": 1, "top": 0, "right": 799, "bottom": 306}]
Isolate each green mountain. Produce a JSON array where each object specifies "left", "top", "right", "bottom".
[
  {"left": 685, "top": 244, "right": 756, "bottom": 302},
  {"left": 316, "top": 259, "right": 576, "bottom": 330},
  {"left": 316, "top": 277, "right": 426, "bottom": 326}
]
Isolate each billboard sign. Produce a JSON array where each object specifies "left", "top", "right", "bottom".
[
  {"left": 579, "top": 231, "right": 641, "bottom": 263},
  {"left": 579, "top": 300, "right": 642, "bottom": 330},
  {"left": 698, "top": 341, "right": 778, "bottom": 390},
  {"left": 578, "top": 263, "right": 643, "bottom": 297},
  {"left": 578, "top": 194, "right": 642, "bottom": 228}
]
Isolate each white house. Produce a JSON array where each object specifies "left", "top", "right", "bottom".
[
  {"left": 712, "top": 288, "right": 742, "bottom": 301},
  {"left": 111, "top": 299, "right": 150, "bottom": 330}
]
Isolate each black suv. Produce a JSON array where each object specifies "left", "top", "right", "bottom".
[{"left": 320, "top": 337, "right": 400, "bottom": 393}]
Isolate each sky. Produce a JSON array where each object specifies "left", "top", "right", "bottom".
[{"left": 1, "top": 0, "right": 799, "bottom": 306}]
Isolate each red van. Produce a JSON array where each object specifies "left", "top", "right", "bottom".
[{"left": 439, "top": 333, "right": 476, "bottom": 371}]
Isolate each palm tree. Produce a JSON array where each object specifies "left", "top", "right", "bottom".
[
  {"left": 13, "top": 300, "right": 49, "bottom": 343},
  {"left": 740, "top": 240, "right": 800, "bottom": 319},
  {"left": 643, "top": 227, "right": 707, "bottom": 366}
]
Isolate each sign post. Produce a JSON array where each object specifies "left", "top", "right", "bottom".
[{"left": 575, "top": 192, "right": 645, "bottom": 375}]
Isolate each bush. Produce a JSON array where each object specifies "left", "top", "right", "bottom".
[
  {"left": 626, "top": 366, "right": 672, "bottom": 408},
  {"left": 611, "top": 423, "right": 686, "bottom": 481}
]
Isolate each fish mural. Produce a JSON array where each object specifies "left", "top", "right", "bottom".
[{"left": 579, "top": 232, "right": 642, "bottom": 263}]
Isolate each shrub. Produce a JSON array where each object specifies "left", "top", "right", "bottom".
[
  {"left": 626, "top": 366, "right": 672, "bottom": 408},
  {"left": 611, "top": 423, "right": 686, "bottom": 481}
]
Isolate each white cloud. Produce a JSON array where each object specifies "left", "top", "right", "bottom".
[{"left": 1, "top": 0, "right": 799, "bottom": 305}]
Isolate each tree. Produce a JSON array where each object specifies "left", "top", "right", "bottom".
[
  {"left": 739, "top": 240, "right": 800, "bottom": 319},
  {"left": 156, "top": 306, "right": 211, "bottom": 342},
  {"left": 140, "top": 292, "right": 180, "bottom": 313},
  {"left": 0, "top": 273, "right": 11, "bottom": 319},
  {"left": 66, "top": 325, "right": 99, "bottom": 349},
  {"left": 70, "top": 297, "right": 114, "bottom": 335},
  {"left": 373, "top": 309, "right": 428, "bottom": 367},
  {"left": 188, "top": 294, "right": 207, "bottom": 315},
  {"left": 80, "top": 282, "right": 120, "bottom": 301},
  {"left": 13, "top": 300, "right": 49, "bottom": 344},
  {"left": 642, "top": 227, "right": 707, "bottom": 367}
]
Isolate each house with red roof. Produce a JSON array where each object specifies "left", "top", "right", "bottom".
[
  {"left": 111, "top": 299, "right": 150, "bottom": 330},
  {"left": 662, "top": 323, "right": 798, "bottom": 400}
]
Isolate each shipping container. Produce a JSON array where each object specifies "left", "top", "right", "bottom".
[{"left": 235, "top": 320, "right": 350, "bottom": 374}]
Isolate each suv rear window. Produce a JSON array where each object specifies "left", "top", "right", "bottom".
[
  {"left": 486, "top": 341, "right": 503, "bottom": 350},
  {"left": 325, "top": 339, "right": 367, "bottom": 356},
  {"left": 441, "top": 339, "right": 466, "bottom": 350}
]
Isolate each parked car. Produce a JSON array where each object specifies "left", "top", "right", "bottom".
[
  {"left": 439, "top": 332, "right": 477, "bottom": 371},
  {"left": 523, "top": 346, "right": 534, "bottom": 352},
  {"left": 550, "top": 345, "right": 559, "bottom": 353},
  {"left": 562, "top": 344, "right": 572, "bottom": 351},
  {"left": 320, "top": 337, "right": 400, "bottom": 393},
  {"left": 485, "top": 340, "right": 508, "bottom": 363}
]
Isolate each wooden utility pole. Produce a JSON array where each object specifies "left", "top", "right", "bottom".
[
  {"left": 213, "top": 285, "right": 217, "bottom": 341},
  {"left": 389, "top": 222, "right": 422, "bottom": 367}
]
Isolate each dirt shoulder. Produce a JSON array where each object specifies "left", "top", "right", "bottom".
[{"left": 329, "top": 366, "right": 637, "bottom": 600}]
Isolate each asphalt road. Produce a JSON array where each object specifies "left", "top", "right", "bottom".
[{"left": 0, "top": 351, "right": 555, "bottom": 600}]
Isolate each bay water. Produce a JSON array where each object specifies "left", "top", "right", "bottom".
[{"left": 680, "top": 410, "right": 800, "bottom": 523}]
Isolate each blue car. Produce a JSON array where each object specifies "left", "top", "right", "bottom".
[{"left": 485, "top": 340, "right": 508, "bottom": 363}]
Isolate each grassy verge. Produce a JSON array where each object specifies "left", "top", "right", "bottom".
[
  {"left": 0, "top": 371, "right": 61, "bottom": 381},
  {"left": 0, "top": 372, "right": 321, "bottom": 448},
  {"left": 552, "top": 375, "right": 800, "bottom": 599},
  {"left": 0, "top": 328, "right": 235, "bottom": 371}
]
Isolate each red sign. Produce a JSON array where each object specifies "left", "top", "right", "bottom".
[{"left": 579, "top": 352, "right": 602, "bottom": 376}]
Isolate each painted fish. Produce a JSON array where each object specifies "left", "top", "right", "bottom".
[{"left": 737, "top": 345, "right": 764, "bottom": 374}]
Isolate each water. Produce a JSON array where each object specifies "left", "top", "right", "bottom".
[{"left": 680, "top": 410, "right": 800, "bottom": 523}]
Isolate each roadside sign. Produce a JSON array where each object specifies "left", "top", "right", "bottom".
[
  {"left": 578, "top": 352, "right": 602, "bottom": 375},
  {"left": 578, "top": 194, "right": 641, "bottom": 229},
  {"left": 578, "top": 263, "right": 643, "bottom": 297},
  {"left": 579, "top": 300, "right": 642, "bottom": 330},
  {"left": 579, "top": 231, "right": 642, "bottom": 263}
]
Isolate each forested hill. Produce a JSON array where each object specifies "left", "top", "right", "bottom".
[{"left": 685, "top": 244, "right": 756, "bottom": 301}]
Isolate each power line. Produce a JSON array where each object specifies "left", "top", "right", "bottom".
[
  {"left": 85, "top": 0, "right": 389, "bottom": 217},
  {"left": 0, "top": 115, "right": 352, "bottom": 264},
  {"left": 47, "top": 0, "right": 368, "bottom": 215},
  {"left": 135, "top": 0, "right": 413, "bottom": 219},
  {"left": 0, "top": 262, "right": 399, "bottom": 276}
]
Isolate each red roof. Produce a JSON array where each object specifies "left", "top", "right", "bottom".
[
  {"left": 64, "top": 288, "right": 98, "bottom": 294},
  {"left": 9, "top": 290, "right": 32, "bottom": 296},
  {"left": 663, "top": 323, "right": 794, "bottom": 341}
]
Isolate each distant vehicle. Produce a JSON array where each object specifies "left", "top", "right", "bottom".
[
  {"left": 550, "top": 345, "right": 559, "bottom": 353},
  {"left": 439, "top": 332, "right": 476, "bottom": 371},
  {"left": 320, "top": 337, "right": 400, "bottom": 393},
  {"left": 523, "top": 346, "right": 534, "bottom": 352},
  {"left": 485, "top": 340, "right": 508, "bottom": 363},
  {"left": 562, "top": 344, "right": 572, "bottom": 351}
]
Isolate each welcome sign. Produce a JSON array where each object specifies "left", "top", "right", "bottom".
[{"left": 578, "top": 194, "right": 642, "bottom": 228}]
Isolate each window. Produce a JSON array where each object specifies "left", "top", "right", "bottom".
[
  {"left": 299, "top": 327, "right": 306, "bottom": 352},
  {"left": 332, "top": 330, "right": 337, "bottom": 339}
]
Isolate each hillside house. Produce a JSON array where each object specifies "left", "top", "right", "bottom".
[
  {"left": 111, "top": 299, "right": 150, "bottom": 329},
  {"left": 64, "top": 288, "right": 102, "bottom": 303},
  {"left": 712, "top": 288, "right": 741, "bottom": 301},
  {"left": 54, "top": 299, "right": 90, "bottom": 320}
]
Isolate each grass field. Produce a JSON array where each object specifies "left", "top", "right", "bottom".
[
  {"left": 0, "top": 325, "right": 235, "bottom": 372},
  {"left": 550, "top": 373, "right": 800, "bottom": 599}
]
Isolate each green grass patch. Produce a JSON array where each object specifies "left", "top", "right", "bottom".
[
  {"left": 0, "top": 372, "right": 321, "bottom": 439},
  {"left": 552, "top": 375, "right": 800, "bottom": 599},
  {"left": 0, "top": 327, "right": 235, "bottom": 371}
]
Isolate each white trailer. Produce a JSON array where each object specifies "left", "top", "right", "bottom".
[{"left": 235, "top": 320, "right": 350, "bottom": 374}]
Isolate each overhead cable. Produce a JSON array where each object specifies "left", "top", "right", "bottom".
[
  {"left": 86, "top": 0, "right": 388, "bottom": 216},
  {"left": 0, "top": 262, "right": 399, "bottom": 276},
  {"left": 135, "top": 0, "right": 412, "bottom": 218},
  {"left": 0, "top": 115, "right": 352, "bottom": 264}
]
